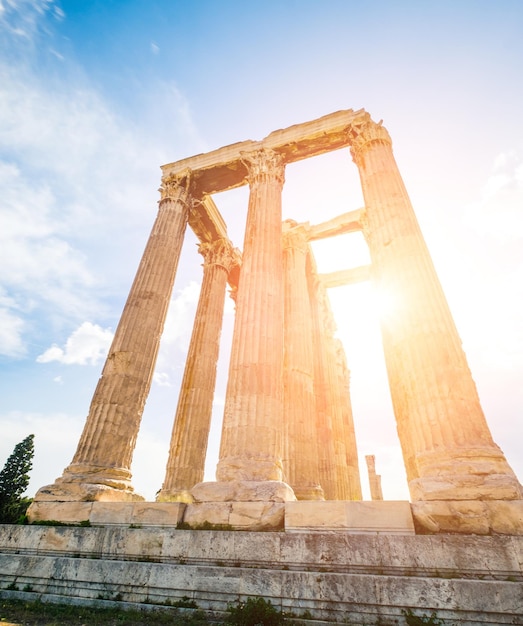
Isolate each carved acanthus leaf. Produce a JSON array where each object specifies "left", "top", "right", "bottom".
[
  {"left": 198, "top": 238, "right": 240, "bottom": 273},
  {"left": 347, "top": 120, "right": 392, "bottom": 166},
  {"left": 159, "top": 169, "right": 193, "bottom": 203},
  {"left": 282, "top": 219, "right": 310, "bottom": 251},
  {"left": 240, "top": 148, "right": 285, "bottom": 186}
]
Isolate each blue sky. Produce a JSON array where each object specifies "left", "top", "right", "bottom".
[{"left": 1, "top": 0, "right": 522, "bottom": 501}]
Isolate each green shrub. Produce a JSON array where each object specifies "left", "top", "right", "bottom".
[{"left": 225, "top": 597, "right": 285, "bottom": 625}]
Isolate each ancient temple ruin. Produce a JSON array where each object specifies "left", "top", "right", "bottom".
[{"left": 28, "top": 109, "right": 523, "bottom": 535}]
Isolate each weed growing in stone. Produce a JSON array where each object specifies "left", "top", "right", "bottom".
[
  {"left": 171, "top": 595, "right": 199, "bottom": 608},
  {"left": 0, "top": 598, "right": 209, "bottom": 625}
]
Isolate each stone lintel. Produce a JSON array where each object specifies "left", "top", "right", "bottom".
[
  {"left": 319, "top": 264, "right": 371, "bottom": 288},
  {"left": 285, "top": 501, "right": 415, "bottom": 534},
  {"left": 161, "top": 108, "right": 369, "bottom": 195},
  {"left": 188, "top": 195, "right": 228, "bottom": 243},
  {"left": 307, "top": 208, "right": 365, "bottom": 240}
]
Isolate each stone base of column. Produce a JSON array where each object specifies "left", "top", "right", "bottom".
[
  {"left": 30, "top": 464, "right": 145, "bottom": 504},
  {"left": 156, "top": 489, "right": 194, "bottom": 504},
  {"left": 411, "top": 499, "right": 523, "bottom": 535},
  {"left": 183, "top": 501, "right": 286, "bottom": 531},
  {"left": 409, "top": 448, "right": 523, "bottom": 501},
  {"left": 191, "top": 480, "right": 296, "bottom": 503},
  {"left": 183, "top": 480, "right": 296, "bottom": 531},
  {"left": 293, "top": 485, "right": 325, "bottom": 501}
]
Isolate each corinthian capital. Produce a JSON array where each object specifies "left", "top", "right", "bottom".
[
  {"left": 282, "top": 219, "right": 310, "bottom": 251},
  {"left": 159, "top": 169, "right": 193, "bottom": 202},
  {"left": 241, "top": 148, "right": 285, "bottom": 186},
  {"left": 348, "top": 120, "right": 392, "bottom": 167},
  {"left": 198, "top": 238, "right": 241, "bottom": 273}
]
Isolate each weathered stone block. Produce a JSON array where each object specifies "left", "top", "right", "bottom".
[
  {"left": 90, "top": 502, "right": 134, "bottom": 525},
  {"left": 183, "top": 501, "right": 285, "bottom": 531},
  {"left": 411, "top": 500, "right": 523, "bottom": 535},
  {"left": 130, "top": 502, "right": 185, "bottom": 526},
  {"left": 184, "top": 502, "right": 232, "bottom": 527},
  {"left": 27, "top": 501, "right": 93, "bottom": 524},
  {"left": 487, "top": 500, "right": 523, "bottom": 534},
  {"left": 285, "top": 501, "right": 415, "bottom": 534}
]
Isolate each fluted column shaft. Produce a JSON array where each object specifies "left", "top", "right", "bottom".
[
  {"left": 333, "top": 338, "right": 362, "bottom": 500},
  {"left": 282, "top": 222, "right": 324, "bottom": 500},
  {"left": 319, "top": 300, "right": 354, "bottom": 500},
  {"left": 308, "top": 267, "right": 338, "bottom": 499},
  {"left": 216, "top": 149, "right": 287, "bottom": 483},
  {"left": 365, "top": 455, "right": 383, "bottom": 501},
  {"left": 61, "top": 173, "right": 193, "bottom": 494},
  {"left": 158, "top": 239, "right": 239, "bottom": 502},
  {"left": 351, "top": 121, "right": 522, "bottom": 501}
]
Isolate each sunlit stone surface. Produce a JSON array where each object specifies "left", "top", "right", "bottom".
[
  {"left": 156, "top": 238, "right": 240, "bottom": 503},
  {"left": 28, "top": 109, "right": 523, "bottom": 534}
]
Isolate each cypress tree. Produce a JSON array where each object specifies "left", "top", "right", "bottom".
[{"left": 0, "top": 434, "right": 35, "bottom": 523}]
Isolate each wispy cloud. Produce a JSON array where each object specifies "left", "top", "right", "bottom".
[
  {"left": 471, "top": 150, "right": 523, "bottom": 240},
  {"left": 162, "top": 281, "right": 201, "bottom": 350},
  {"left": 151, "top": 281, "right": 201, "bottom": 386},
  {"left": 0, "top": 305, "right": 25, "bottom": 357},
  {"left": 37, "top": 321, "right": 113, "bottom": 365},
  {"left": 0, "top": 0, "right": 58, "bottom": 40},
  {"left": 459, "top": 151, "right": 523, "bottom": 369},
  {"left": 0, "top": 2, "right": 203, "bottom": 357}
]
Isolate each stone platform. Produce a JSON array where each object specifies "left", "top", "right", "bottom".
[
  {"left": 27, "top": 498, "right": 523, "bottom": 535},
  {"left": 27, "top": 500, "right": 416, "bottom": 534},
  {"left": 1, "top": 524, "right": 522, "bottom": 625}
]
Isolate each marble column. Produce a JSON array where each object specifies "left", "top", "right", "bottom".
[
  {"left": 350, "top": 120, "right": 522, "bottom": 503},
  {"left": 282, "top": 220, "right": 324, "bottom": 500},
  {"left": 215, "top": 148, "right": 292, "bottom": 495},
  {"left": 157, "top": 238, "right": 239, "bottom": 503},
  {"left": 35, "top": 172, "right": 194, "bottom": 502},
  {"left": 365, "top": 455, "right": 383, "bottom": 501},
  {"left": 308, "top": 266, "right": 338, "bottom": 500},
  {"left": 319, "top": 298, "right": 355, "bottom": 501},
  {"left": 333, "top": 337, "right": 362, "bottom": 500}
]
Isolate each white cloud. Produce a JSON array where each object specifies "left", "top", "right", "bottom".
[
  {"left": 0, "top": 4, "right": 206, "bottom": 360},
  {"left": 151, "top": 280, "right": 201, "bottom": 385},
  {"left": 160, "top": 281, "right": 201, "bottom": 350},
  {"left": 153, "top": 372, "right": 171, "bottom": 387},
  {"left": 150, "top": 41, "right": 160, "bottom": 54},
  {"left": 0, "top": 307, "right": 25, "bottom": 357},
  {"left": 37, "top": 321, "right": 113, "bottom": 365},
  {"left": 468, "top": 150, "right": 523, "bottom": 241}
]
